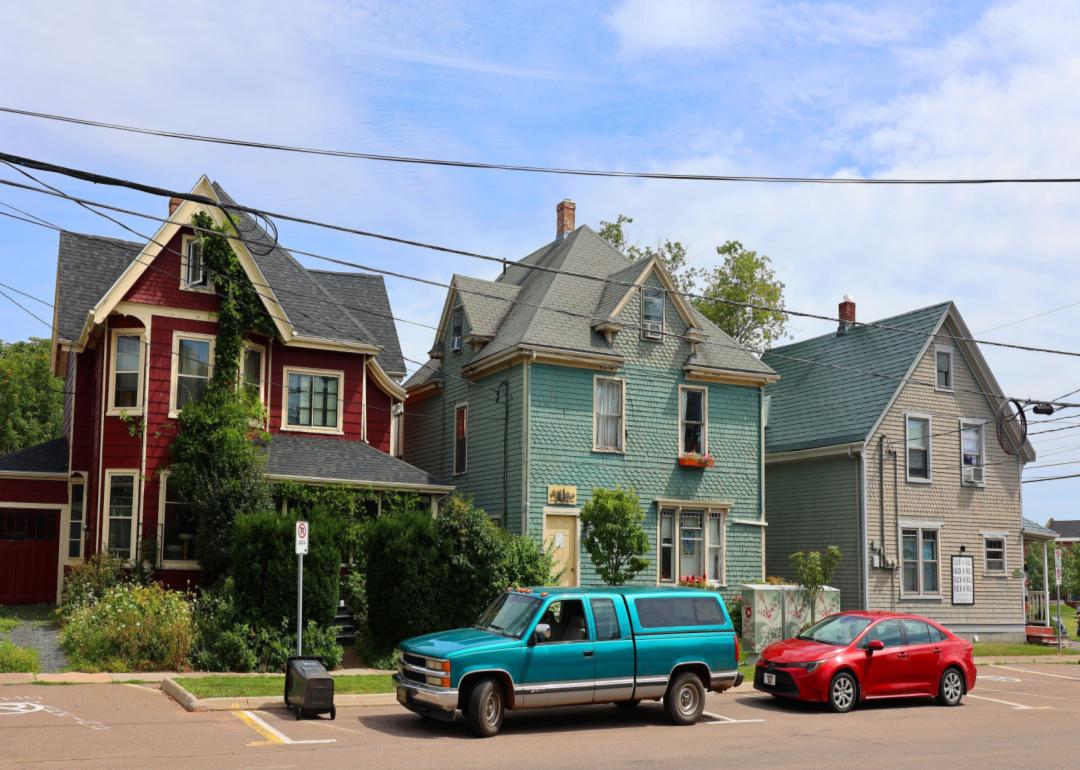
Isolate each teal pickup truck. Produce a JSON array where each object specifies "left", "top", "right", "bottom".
[{"left": 393, "top": 586, "right": 742, "bottom": 737}]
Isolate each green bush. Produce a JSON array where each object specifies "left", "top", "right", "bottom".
[
  {"left": 342, "top": 570, "right": 368, "bottom": 630},
  {"left": 231, "top": 508, "right": 343, "bottom": 629},
  {"left": 60, "top": 553, "right": 132, "bottom": 618},
  {"left": 363, "top": 495, "right": 556, "bottom": 649},
  {"left": 61, "top": 583, "right": 194, "bottom": 671},
  {"left": 0, "top": 639, "right": 41, "bottom": 673}
]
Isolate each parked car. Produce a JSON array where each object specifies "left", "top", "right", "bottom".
[
  {"left": 754, "top": 611, "right": 976, "bottom": 712},
  {"left": 393, "top": 587, "right": 742, "bottom": 737}
]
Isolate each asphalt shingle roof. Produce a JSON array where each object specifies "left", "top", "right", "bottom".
[
  {"left": 55, "top": 232, "right": 142, "bottom": 342},
  {"left": 403, "top": 357, "right": 442, "bottom": 390},
  {"left": 0, "top": 438, "right": 68, "bottom": 474},
  {"left": 1047, "top": 519, "right": 1080, "bottom": 539},
  {"left": 762, "top": 302, "right": 951, "bottom": 454},
  {"left": 266, "top": 433, "right": 442, "bottom": 488},
  {"left": 307, "top": 270, "right": 405, "bottom": 376},
  {"left": 594, "top": 259, "right": 647, "bottom": 321},
  {"left": 453, "top": 275, "right": 521, "bottom": 338},
  {"left": 1023, "top": 517, "right": 1060, "bottom": 540}
]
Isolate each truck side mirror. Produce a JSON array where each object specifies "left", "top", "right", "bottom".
[
  {"left": 532, "top": 623, "right": 551, "bottom": 645},
  {"left": 866, "top": 639, "right": 885, "bottom": 653}
]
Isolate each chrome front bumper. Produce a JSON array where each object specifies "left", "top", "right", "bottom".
[{"left": 393, "top": 673, "right": 459, "bottom": 712}]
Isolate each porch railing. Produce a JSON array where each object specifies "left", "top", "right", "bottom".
[{"left": 1026, "top": 590, "right": 1049, "bottom": 625}]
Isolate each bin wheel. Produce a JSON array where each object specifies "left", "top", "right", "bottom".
[
  {"left": 330, "top": 706, "right": 337, "bottom": 720},
  {"left": 295, "top": 707, "right": 303, "bottom": 720}
]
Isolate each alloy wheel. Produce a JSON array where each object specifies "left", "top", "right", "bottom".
[
  {"left": 942, "top": 670, "right": 963, "bottom": 704},
  {"left": 832, "top": 676, "right": 855, "bottom": 711}
]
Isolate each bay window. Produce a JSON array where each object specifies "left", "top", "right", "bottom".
[
  {"left": 658, "top": 505, "right": 726, "bottom": 584},
  {"left": 593, "top": 377, "right": 625, "bottom": 452}
]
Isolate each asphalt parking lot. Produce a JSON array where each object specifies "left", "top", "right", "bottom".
[{"left": 3, "top": 663, "right": 1080, "bottom": 769}]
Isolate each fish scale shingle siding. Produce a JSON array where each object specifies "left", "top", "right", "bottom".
[{"left": 765, "top": 456, "right": 862, "bottom": 608}]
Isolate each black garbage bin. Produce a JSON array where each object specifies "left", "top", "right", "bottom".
[{"left": 284, "top": 656, "right": 335, "bottom": 720}]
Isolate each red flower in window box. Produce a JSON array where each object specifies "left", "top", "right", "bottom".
[{"left": 678, "top": 452, "right": 714, "bottom": 468}]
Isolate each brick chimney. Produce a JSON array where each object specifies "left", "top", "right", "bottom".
[
  {"left": 838, "top": 294, "right": 856, "bottom": 335},
  {"left": 168, "top": 196, "right": 183, "bottom": 217},
  {"left": 556, "top": 199, "right": 576, "bottom": 240}
]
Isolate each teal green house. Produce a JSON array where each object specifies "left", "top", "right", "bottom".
[{"left": 404, "top": 201, "right": 777, "bottom": 595}]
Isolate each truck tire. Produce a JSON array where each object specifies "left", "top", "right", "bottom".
[
  {"left": 664, "top": 672, "right": 705, "bottom": 725},
  {"left": 467, "top": 678, "right": 504, "bottom": 738}
]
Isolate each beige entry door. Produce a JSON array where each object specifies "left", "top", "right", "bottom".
[{"left": 545, "top": 513, "right": 579, "bottom": 587}]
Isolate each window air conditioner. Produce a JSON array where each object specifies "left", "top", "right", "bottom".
[
  {"left": 963, "top": 465, "right": 984, "bottom": 484},
  {"left": 642, "top": 321, "right": 663, "bottom": 340}
]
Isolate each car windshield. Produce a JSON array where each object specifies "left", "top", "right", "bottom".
[
  {"left": 474, "top": 593, "right": 541, "bottom": 638},
  {"left": 796, "top": 614, "right": 873, "bottom": 646}
]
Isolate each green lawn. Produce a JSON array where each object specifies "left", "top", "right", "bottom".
[
  {"left": 1050, "top": 602, "right": 1079, "bottom": 642},
  {"left": 972, "top": 642, "right": 1076, "bottom": 657},
  {"left": 177, "top": 673, "right": 394, "bottom": 699},
  {"left": 0, "top": 639, "right": 41, "bottom": 673},
  {"left": 738, "top": 660, "right": 756, "bottom": 684}
]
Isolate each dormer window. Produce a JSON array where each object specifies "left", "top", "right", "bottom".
[
  {"left": 642, "top": 287, "right": 664, "bottom": 341},
  {"left": 181, "top": 235, "right": 209, "bottom": 290},
  {"left": 450, "top": 305, "right": 463, "bottom": 352}
]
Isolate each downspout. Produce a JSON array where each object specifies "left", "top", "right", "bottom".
[
  {"left": 136, "top": 320, "right": 151, "bottom": 568},
  {"left": 760, "top": 387, "right": 766, "bottom": 581},
  {"left": 851, "top": 445, "right": 865, "bottom": 610},
  {"left": 95, "top": 330, "right": 108, "bottom": 555},
  {"left": 521, "top": 351, "right": 535, "bottom": 537},
  {"left": 892, "top": 438, "right": 900, "bottom": 613}
]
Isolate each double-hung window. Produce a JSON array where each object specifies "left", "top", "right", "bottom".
[
  {"left": 659, "top": 506, "right": 726, "bottom": 584},
  {"left": 285, "top": 368, "right": 343, "bottom": 432},
  {"left": 593, "top": 377, "right": 625, "bottom": 452},
  {"left": 901, "top": 526, "right": 940, "bottom": 596},
  {"left": 935, "top": 346, "right": 953, "bottom": 391},
  {"left": 181, "top": 235, "right": 208, "bottom": 289},
  {"left": 679, "top": 386, "right": 707, "bottom": 455},
  {"left": 641, "top": 287, "right": 664, "bottom": 340},
  {"left": 241, "top": 344, "right": 264, "bottom": 404},
  {"left": 172, "top": 334, "right": 214, "bottom": 414},
  {"left": 161, "top": 475, "right": 198, "bottom": 567},
  {"left": 960, "top": 420, "right": 985, "bottom": 486},
  {"left": 906, "top": 414, "right": 932, "bottom": 482},
  {"left": 983, "top": 535, "right": 1006, "bottom": 574},
  {"left": 68, "top": 480, "right": 84, "bottom": 559},
  {"left": 450, "top": 305, "right": 463, "bottom": 352},
  {"left": 109, "top": 330, "right": 144, "bottom": 413},
  {"left": 454, "top": 404, "right": 468, "bottom": 475},
  {"left": 105, "top": 471, "right": 137, "bottom": 560}
]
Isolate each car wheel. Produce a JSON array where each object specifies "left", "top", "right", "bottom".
[
  {"left": 664, "top": 672, "right": 706, "bottom": 725},
  {"left": 467, "top": 678, "right": 504, "bottom": 738},
  {"left": 614, "top": 700, "right": 640, "bottom": 710},
  {"left": 937, "top": 667, "right": 965, "bottom": 706},
  {"left": 828, "top": 671, "right": 857, "bottom": 713}
]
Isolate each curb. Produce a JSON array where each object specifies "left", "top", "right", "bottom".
[
  {"left": 161, "top": 677, "right": 397, "bottom": 712},
  {"left": 974, "top": 655, "right": 1080, "bottom": 665}
]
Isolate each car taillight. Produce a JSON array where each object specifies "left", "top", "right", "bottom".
[{"left": 735, "top": 635, "right": 741, "bottom": 664}]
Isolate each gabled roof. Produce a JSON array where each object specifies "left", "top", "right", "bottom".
[
  {"left": 1047, "top": 519, "right": 1080, "bottom": 539},
  {"left": 594, "top": 259, "right": 649, "bottom": 321},
  {"left": 265, "top": 433, "right": 450, "bottom": 491},
  {"left": 0, "top": 437, "right": 68, "bottom": 475},
  {"left": 403, "top": 357, "right": 442, "bottom": 390},
  {"left": 307, "top": 270, "right": 405, "bottom": 376},
  {"left": 762, "top": 303, "right": 951, "bottom": 454},
  {"left": 55, "top": 232, "right": 141, "bottom": 343},
  {"left": 452, "top": 275, "right": 521, "bottom": 338}
]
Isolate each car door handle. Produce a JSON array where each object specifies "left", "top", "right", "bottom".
[
  {"left": 932, "top": 648, "right": 942, "bottom": 654},
  {"left": 897, "top": 652, "right": 908, "bottom": 659},
  {"left": 583, "top": 650, "right": 594, "bottom": 657}
]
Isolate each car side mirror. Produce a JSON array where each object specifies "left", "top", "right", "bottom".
[
  {"left": 532, "top": 623, "right": 551, "bottom": 645},
  {"left": 866, "top": 639, "right": 885, "bottom": 653}
]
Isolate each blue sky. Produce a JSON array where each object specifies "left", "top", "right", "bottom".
[{"left": 1, "top": 0, "right": 1078, "bottom": 524}]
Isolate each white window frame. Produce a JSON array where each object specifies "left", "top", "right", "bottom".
[
  {"left": 64, "top": 474, "right": 86, "bottom": 562},
  {"left": 102, "top": 469, "right": 139, "bottom": 562},
  {"left": 179, "top": 234, "right": 213, "bottom": 292},
  {"left": 641, "top": 286, "right": 665, "bottom": 341},
  {"left": 905, "top": 412, "right": 933, "bottom": 484},
  {"left": 453, "top": 403, "right": 468, "bottom": 476},
  {"left": 678, "top": 385, "right": 708, "bottom": 456},
  {"left": 168, "top": 331, "right": 216, "bottom": 418},
  {"left": 898, "top": 521, "right": 943, "bottom": 599},
  {"left": 959, "top": 418, "right": 987, "bottom": 487},
  {"left": 240, "top": 341, "right": 266, "bottom": 406},
  {"left": 281, "top": 366, "right": 346, "bottom": 435},
  {"left": 450, "top": 305, "right": 463, "bottom": 352},
  {"left": 107, "top": 328, "right": 146, "bottom": 416},
  {"left": 934, "top": 345, "right": 954, "bottom": 392},
  {"left": 981, "top": 531, "right": 1008, "bottom": 576},
  {"left": 157, "top": 472, "right": 199, "bottom": 570},
  {"left": 657, "top": 504, "right": 728, "bottom": 586},
  {"left": 592, "top": 375, "right": 626, "bottom": 453}
]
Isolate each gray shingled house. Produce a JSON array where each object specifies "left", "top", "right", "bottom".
[{"left": 762, "top": 297, "right": 1034, "bottom": 641}]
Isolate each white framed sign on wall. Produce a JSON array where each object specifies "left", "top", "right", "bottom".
[{"left": 952, "top": 554, "right": 974, "bottom": 605}]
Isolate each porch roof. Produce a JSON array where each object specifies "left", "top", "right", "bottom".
[
  {"left": 1022, "top": 517, "right": 1059, "bottom": 541},
  {"left": 0, "top": 438, "right": 68, "bottom": 475}
]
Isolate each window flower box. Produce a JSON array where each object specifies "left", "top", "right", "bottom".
[{"left": 678, "top": 453, "right": 714, "bottom": 468}]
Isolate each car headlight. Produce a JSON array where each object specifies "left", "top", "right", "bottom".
[{"left": 786, "top": 660, "right": 824, "bottom": 672}]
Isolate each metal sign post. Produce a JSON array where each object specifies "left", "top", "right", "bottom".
[
  {"left": 296, "top": 521, "right": 309, "bottom": 656},
  {"left": 1054, "top": 548, "right": 1063, "bottom": 653}
]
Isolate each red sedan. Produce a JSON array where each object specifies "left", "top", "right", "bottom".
[{"left": 754, "top": 611, "right": 976, "bottom": 712}]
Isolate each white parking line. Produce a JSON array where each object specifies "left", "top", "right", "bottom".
[
  {"left": 236, "top": 710, "right": 337, "bottom": 745},
  {"left": 991, "top": 665, "right": 1080, "bottom": 681},
  {"left": 702, "top": 711, "right": 765, "bottom": 724},
  {"left": 966, "top": 694, "right": 1048, "bottom": 710}
]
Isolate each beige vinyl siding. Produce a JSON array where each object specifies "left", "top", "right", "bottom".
[
  {"left": 766, "top": 455, "right": 862, "bottom": 609},
  {"left": 865, "top": 317, "right": 1024, "bottom": 628}
]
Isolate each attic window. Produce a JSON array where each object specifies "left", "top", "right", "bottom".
[
  {"left": 450, "top": 305, "right": 463, "bottom": 352},
  {"left": 642, "top": 287, "right": 664, "bottom": 341},
  {"left": 181, "top": 235, "right": 209, "bottom": 290}
]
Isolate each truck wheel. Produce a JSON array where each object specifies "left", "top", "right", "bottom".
[
  {"left": 937, "top": 668, "right": 965, "bottom": 706},
  {"left": 664, "top": 672, "right": 705, "bottom": 725},
  {"left": 467, "top": 678, "right": 504, "bottom": 738}
]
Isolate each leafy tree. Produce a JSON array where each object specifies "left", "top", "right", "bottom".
[
  {"left": 0, "top": 337, "right": 64, "bottom": 455},
  {"left": 789, "top": 546, "right": 842, "bottom": 623},
  {"left": 598, "top": 215, "right": 787, "bottom": 348},
  {"left": 579, "top": 487, "right": 650, "bottom": 585}
]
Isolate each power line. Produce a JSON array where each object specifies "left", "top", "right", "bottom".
[
  {"left": 3, "top": 152, "right": 1080, "bottom": 365},
  {"left": 1023, "top": 472, "right": 1080, "bottom": 484},
  {"left": 6, "top": 105, "right": 1080, "bottom": 186},
  {"left": 978, "top": 300, "right": 1080, "bottom": 334}
]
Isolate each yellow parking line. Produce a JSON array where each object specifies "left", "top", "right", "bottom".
[{"left": 234, "top": 711, "right": 285, "bottom": 745}]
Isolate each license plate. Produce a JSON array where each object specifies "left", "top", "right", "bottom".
[
  {"left": 397, "top": 686, "right": 408, "bottom": 705},
  {"left": 763, "top": 673, "right": 776, "bottom": 686}
]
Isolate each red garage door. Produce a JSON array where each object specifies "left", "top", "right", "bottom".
[{"left": 0, "top": 508, "right": 60, "bottom": 604}]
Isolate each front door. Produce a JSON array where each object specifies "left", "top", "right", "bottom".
[
  {"left": 860, "top": 619, "right": 910, "bottom": 697},
  {"left": 545, "top": 513, "right": 578, "bottom": 587},
  {"left": 0, "top": 508, "right": 60, "bottom": 604}
]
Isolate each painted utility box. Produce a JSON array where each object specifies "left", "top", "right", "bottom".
[{"left": 740, "top": 584, "right": 841, "bottom": 654}]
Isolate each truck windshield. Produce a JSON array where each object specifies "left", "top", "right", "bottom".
[
  {"left": 474, "top": 593, "right": 541, "bottom": 638},
  {"left": 796, "top": 614, "right": 873, "bottom": 646}
]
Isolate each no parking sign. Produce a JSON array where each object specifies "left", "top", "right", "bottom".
[{"left": 295, "top": 520, "right": 309, "bottom": 555}]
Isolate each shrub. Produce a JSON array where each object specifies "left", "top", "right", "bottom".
[
  {"left": 579, "top": 488, "right": 650, "bottom": 585},
  {"left": 499, "top": 528, "right": 558, "bottom": 587},
  {"left": 342, "top": 570, "right": 368, "bottom": 631},
  {"left": 60, "top": 553, "right": 132, "bottom": 618},
  {"left": 61, "top": 583, "right": 194, "bottom": 671},
  {"left": 789, "top": 546, "right": 842, "bottom": 624},
  {"left": 728, "top": 596, "right": 744, "bottom": 639},
  {"left": 231, "top": 508, "right": 343, "bottom": 629},
  {"left": 0, "top": 639, "right": 41, "bottom": 673}
]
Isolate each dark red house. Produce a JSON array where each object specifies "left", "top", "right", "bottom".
[{"left": 0, "top": 177, "right": 451, "bottom": 604}]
